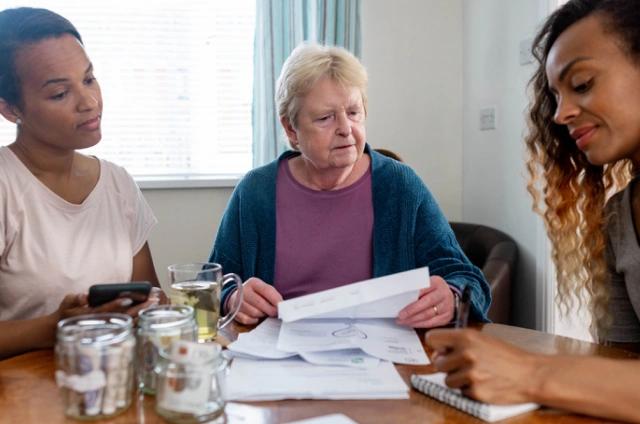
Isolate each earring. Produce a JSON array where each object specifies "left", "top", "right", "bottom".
[{"left": 16, "top": 118, "right": 22, "bottom": 126}]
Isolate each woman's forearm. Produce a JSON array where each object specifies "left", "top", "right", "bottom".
[
  {"left": 530, "top": 354, "right": 640, "bottom": 423},
  {"left": 0, "top": 313, "right": 59, "bottom": 360}
]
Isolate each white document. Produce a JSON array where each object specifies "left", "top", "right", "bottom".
[
  {"left": 284, "top": 414, "right": 359, "bottom": 424},
  {"left": 278, "top": 267, "right": 429, "bottom": 322},
  {"left": 227, "top": 318, "right": 380, "bottom": 368},
  {"left": 227, "top": 318, "right": 297, "bottom": 360},
  {"left": 226, "top": 357, "right": 409, "bottom": 401},
  {"left": 278, "top": 318, "right": 429, "bottom": 365},
  {"left": 299, "top": 349, "right": 380, "bottom": 369}
]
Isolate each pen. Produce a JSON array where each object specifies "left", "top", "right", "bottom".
[
  {"left": 455, "top": 285, "right": 471, "bottom": 328},
  {"left": 422, "top": 286, "right": 471, "bottom": 373}
]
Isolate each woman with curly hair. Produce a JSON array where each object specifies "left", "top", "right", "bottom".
[{"left": 425, "top": 0, "right": 640, "bottom": 421}]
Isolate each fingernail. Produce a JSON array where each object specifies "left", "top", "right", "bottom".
[{"left": 120, "top": 298, "right": 133, "bottom": 307}]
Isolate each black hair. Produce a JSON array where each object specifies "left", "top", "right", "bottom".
[
  {"left": 533, "top": 0, "right": 640, "bottom": 68},
  {"left": 0, "top": 7, "right": 83, "bottom": 106}
]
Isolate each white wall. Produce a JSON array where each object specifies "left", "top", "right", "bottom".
[
  {"left": 143, "top": 187, "right": 233, "bottom": 288},
  {"left": 361, "top": 0, "right": 464, "bottom": 220},
  {"left": 462, "top": 0, "right": 549, "bottom": 329},
  {"left": 145, "top": 0, "right": 466, "bottom": 284}
]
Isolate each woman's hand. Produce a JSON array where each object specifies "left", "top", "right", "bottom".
[
  {"left": 149, "top": 287, "right": 169, "bottom": 304},
  {"left": 396, "top": 275, "right": 455, "bottom": 328},
  {"left": 425, "top": 329, "right": 540, "bottom": 404},
  {"left": 54, "top": 289, "right": 161, "bottom": 322},
  {"left": 229, "top": 277, "right": 283, "bottom": 325},
  {"left": 54, "top": 293, "right": 92, "bottom": 321}
]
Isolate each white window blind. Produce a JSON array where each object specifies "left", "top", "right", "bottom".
[{"left": 0, "top": 0, "right": 255, "bottom": 179}]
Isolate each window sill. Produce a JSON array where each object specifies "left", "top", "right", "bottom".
[{"left": 136, "top": 174, "right": 243, "bottom": 190}]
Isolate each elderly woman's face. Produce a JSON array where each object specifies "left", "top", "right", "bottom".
[{"left": 285, "top": 77, "right": 366, "bottom": 171}]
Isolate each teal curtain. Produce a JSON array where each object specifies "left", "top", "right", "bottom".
[{"left": 252, "top": 0, "right": 361, "bottom": 167}]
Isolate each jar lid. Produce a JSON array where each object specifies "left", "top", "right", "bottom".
[
  {"left": 57, "top": 313, "right": 132, "bottom": 346},
  {"left": 138, "top": 305, "right": 195, "bottom": 330}
]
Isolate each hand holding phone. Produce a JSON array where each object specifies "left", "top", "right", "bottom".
[{"left": 88, "top": 282, "right": 152, "bottom": 307}]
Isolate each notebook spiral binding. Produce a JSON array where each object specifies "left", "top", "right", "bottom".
[{"left": 411, "top": 374, "right": 489, "bottom": 420}]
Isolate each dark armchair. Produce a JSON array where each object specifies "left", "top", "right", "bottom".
[
  {"left": 372, "top": 148, "right": 517, "bottom": 324},
  {"left": 449, "top": 222, "right": 518, "bottom": 324}
]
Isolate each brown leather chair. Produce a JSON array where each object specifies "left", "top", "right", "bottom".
[{"left": 449, "top": 222, "right": 517, "bottom": 324}]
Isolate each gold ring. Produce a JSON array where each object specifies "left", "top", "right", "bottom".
[{"left": 433, "top": 305, "right": 438, "bottom": 316}]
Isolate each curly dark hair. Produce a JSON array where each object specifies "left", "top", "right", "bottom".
[
  {"left": 526, "top": 0, "right": 640, "bottom": 338},
  {"left": 0, "top": 7, "right": 82, "bottom": 107}
]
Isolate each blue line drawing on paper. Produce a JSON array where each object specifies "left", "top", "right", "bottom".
[{"left": 331, "top": 323, "right": 367, "bottom": 339}]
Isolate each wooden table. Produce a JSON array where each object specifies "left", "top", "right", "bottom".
[{"left": 0, "top": 323, "right": 637, "bottom": 424}]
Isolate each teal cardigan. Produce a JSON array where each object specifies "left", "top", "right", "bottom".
[{"left": 209, "top": 146, "right": 491, "bottom": 322}]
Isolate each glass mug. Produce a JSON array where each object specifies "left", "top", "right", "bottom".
[{"left": 168, "top": 263, "right": 243, "bottom": 342}]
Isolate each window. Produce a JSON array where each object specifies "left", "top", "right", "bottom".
[{"left": 0, "top": 1, "right": 255, "bottom": 183}]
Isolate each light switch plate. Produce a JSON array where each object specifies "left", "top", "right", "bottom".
[{"left": 480, "top": 107, "right": 496, "bottom": 131}]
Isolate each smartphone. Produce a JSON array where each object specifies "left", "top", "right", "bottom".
[{"left": 88, "top": 282, "right": 152, "bottom": 307}]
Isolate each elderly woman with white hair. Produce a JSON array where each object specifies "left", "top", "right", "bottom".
[{"left": 209, "top": 43, "right": 490, "bottom": 327}]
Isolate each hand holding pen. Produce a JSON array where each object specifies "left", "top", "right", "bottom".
[
  {"left": 423, "top": 285, "right": 540, "bottom": 403},
  {"left": 421, "top": 285, "right": 471, "bottom": 368}
]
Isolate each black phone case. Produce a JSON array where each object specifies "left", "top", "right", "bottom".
[{"left": 88, "top": 282, "right": 152, "bottom": 307}]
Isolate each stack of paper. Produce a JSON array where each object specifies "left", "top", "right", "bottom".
[
  {"left": 284, "top": 414, "right": 358, "bottom": 424},
  {"left": 227, "top": 317, "right": 297, "bottom": 360},
  {"left": 277, "top": 318, "right": 428, "bottom": 365},
  {"left": 225, "top": 268, "right": 431, "bottom": 400},
  {"left": 226, "top": 357, "right": 409, "bottom": 401},
  {"left": 227, "top": 319, "right": 380, "bottom": 368}
]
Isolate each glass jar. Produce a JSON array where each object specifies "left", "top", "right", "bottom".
[
  {"left": 55, "top": 313, "right": 135, "bottom": 420},
  {"left": 155, "top": 341, "right": 229, "bottom": 424},
  {"left": 137, "top": 305, "right": 198, "bottom": 394}
]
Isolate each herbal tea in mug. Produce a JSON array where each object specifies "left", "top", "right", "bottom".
[
  {"left": 171, "top": 281, "right": 219, "bottom": 341},
  {"left": 168, "top": 263, "right": 243, "bottom": 342}
]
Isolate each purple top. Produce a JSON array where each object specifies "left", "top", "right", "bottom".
[{"left": 274, "top": 158, "right": 374, "bottom": 299}]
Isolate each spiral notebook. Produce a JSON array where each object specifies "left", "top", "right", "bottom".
[{"left": 411, "top": 373, "right": 539, "bottom": 422}]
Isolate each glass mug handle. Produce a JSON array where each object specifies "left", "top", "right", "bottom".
[{"left": 217, "top": 273, "right": 243, "bottom": 329}]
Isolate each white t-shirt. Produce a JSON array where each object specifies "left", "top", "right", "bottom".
[{"left": 0, "top": 147, "right": 157, "bottom": 321}]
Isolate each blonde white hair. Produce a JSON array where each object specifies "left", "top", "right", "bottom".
[{"left": 275, "top": 43, "right": 368, "bottom": 131}]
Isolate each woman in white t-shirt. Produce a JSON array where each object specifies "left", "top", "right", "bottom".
[{"left": 0, "top": 7, "right": 160, "bottom": 359}]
